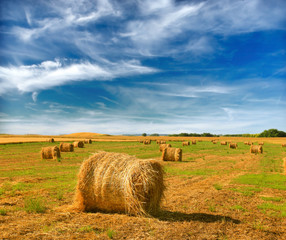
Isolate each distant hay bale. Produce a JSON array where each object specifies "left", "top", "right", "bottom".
[
  {"left": 244, "top": 142, "right": 248, "bottom": 145},
  {"left": 229, "top": 143, "right": 237, "bottom": 149},
  {"left": 48, "top": 138, "right": 55, "bottom": 143},
  {"left": 159, "top": 144, "right": 171, "bottom": 152},
  {"left": 221, "top": 141, "right": 227, "bottom": 145},
  {"left": 160, "top": 141, "right": 166, "bottom": 144},
  {"left": 84, "top": 139, "right": 92, "bottom": 144},
  {"left": 182, "top": 141, "right": 189, "bottom": 146},
  {"left": 258, "top": 142, "right": 264, "bottom": 145},
  {"left": 72, "top": 152, "right": 165, "bottom": 216},
  {"left": 192, "top": 140, "right": 196, "bottom": 145},
  {"left": 156, "top": 140, "right": 160, "bottom": 144},
  {"left": 74, "top": 141, "right": 84, "bottom": 148},
  {"left": 282, "top": 143, "right": 286, "bottom": 147},
  {"left": 41, "top": 146, "right": 60, "bottom": 160},
  {"left": 212, "top": 141, "right": 217, "bottom": 144},
  {"left": 248, "top": 142, "right": 253, "bottom": 145},
  {"left": 59, "top": 143, "right": 74, "bottom": 152},
  {"left": 161, "top": 147, "right": 182, "bottom": 162},
  {"left": 250, "top": 145, "right": 263, "bottom": 154},
  {"left": 144, "top": 140, "right": 151, "bottom": 145}
]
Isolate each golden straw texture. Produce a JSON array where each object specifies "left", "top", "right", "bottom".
[
  {"left": 59, "top": 143, "right": 74, "bottom": 152},
  {"left": 250, "top": 145, "right": 263, "bottom": 154},
  {"left": 73, "top": 152, "right": 165, "bottom": 216},
  {"left": 41, "top": 146, "right": 60, "bottom": 160},
  {"left": 161, "top": 147, "right": 182, "bottom": 161}
]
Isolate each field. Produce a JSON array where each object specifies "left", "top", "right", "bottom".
[{"left": 0, "top": 135, "right": 286, "bottom": 239}]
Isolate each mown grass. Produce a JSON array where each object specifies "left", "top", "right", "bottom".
[
  {"left": 233, "top": 174, "right": 286, "bottom": 190},
  {"left": 0, "top": 140, "right": 285, "bottom": 217}
]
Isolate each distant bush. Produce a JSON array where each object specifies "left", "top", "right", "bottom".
[{"left": 258, "top": 129, "right": 286, "bottom": 137}]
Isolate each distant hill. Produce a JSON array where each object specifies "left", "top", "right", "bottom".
[{"left": 61, "top": 132, "right": 109, "bottom": 138}]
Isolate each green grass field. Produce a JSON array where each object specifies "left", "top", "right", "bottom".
[{"left": 0, "top": 140, "right": 286, "bottom": 239}]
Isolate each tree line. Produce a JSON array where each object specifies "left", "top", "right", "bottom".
[{"left": 142, "top": 129, "right": 286, "bottom": 137}]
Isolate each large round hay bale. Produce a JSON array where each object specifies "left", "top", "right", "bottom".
[
  {"left": 250, "top": 145, "right": 263, "bottom": 154},
  {"left": 182, "top": 141, "right": 189, "bottom": 146},
  {"left": 84, "top": 139, "right": 92, "bottom": 144},
  {"left": 221, "top": 141, "right": 227, "bottom": 145},
  {"left": 59, "top": 143, "right": 74, "bottom": 152},
  {"left": 48, "top": 138, "right": 55, "bottom": 143},
  {"left": 282, "top": 143, "right": 286, "bottom": 147},
  {"left": 258, "top": 142, "right": 264, "bottom": 145},
  {"left": 229, "top": 143, "right": 237, "bottom": 149},
  {"left": 74, "top": 141, "right": 84, "bottom": 148},
  {"left": 159, "top": 143, "right": 171, "bottom": 152},
  {"left": 161, "top": 147, "right": 182, "bottom": 161},
  {"left": 41, "top": 146, "right": 60, "bottom": 160},
  {"left": 73, "top": 152, "right": 165, "bottom": 216},
  {"left": 160, "top": 141, "right": 166, "bottom": 144},
  {"left": 192, "top": 140, "right": 196, "bottom": 145}
]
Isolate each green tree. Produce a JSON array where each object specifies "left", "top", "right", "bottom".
[{"left": 142, "top": 133, "right": 147, "bottom": 137}]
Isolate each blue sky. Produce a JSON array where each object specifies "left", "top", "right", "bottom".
[{"left": 0, "top": 0, "right": 285, "bottom": 135}]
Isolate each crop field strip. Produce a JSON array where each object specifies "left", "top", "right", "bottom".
[{"left": 0, "top": 139, "right": 286, "bottom": 239}]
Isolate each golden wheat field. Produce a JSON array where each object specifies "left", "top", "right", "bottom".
[{"left": 0, "top": 133, "right": 286, "bottom": 239}]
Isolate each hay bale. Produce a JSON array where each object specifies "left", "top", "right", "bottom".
[
  {"left": 182, "top": 141, "right": 189, "bottom": 146},
  {"left": 161, "top": 147, "right": 182, "bottom": 161},
  {"left": 74, "top": 141, "right": 84, "bottom": 148},
  {"left": 221, "top": 141, "right": 227, "bottom": 145},
  {"left": 258, "top": 142, "right": 264, "bottom": 145},
  {"left": 244, "top": 142, "right": 248, "bottom": 145},
  {"left": 48, "top": 138, "right": 55, "bottom": 143},
  {"left": 59, "top": 143, "right": 74, "bottom": 152},
  {"left": 192, "top": 140, "right": 196, "bottom": 145},
  {"left": 248, "top": 142, "right": 253, "bottom": 145},
  {"left": 159, "top": 144, "right": 171, "bottom": 152},
  {"left": 144, "top": 140, "right": 151, "bottom": 145},
  {"left": 229, "top": 143, "right": 237, "bottom": 149},
  {"left": 160, "top": 141, "right": 166, "bottom": 144},
  {"left": 250, "top": 145, "right": 263, "bottom": 154},
  {"left": 72, "top": 152, "right": 165, "bottom": 216},
  {"left": 212, "top": 141, "right": 217, "bottom": 144},
  {"left": 41, "top": 146, "right": 60, "bottom": 160},
  {"left": 84, "top": 139, "right": 92, "bottom": 144},
  {"left": 282, "top": 143, "right": 286, "bottom": 147}
]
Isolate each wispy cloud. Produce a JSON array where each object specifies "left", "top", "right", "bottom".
[{"left": 0, "top": 59, "right": 157, "bottom": 94}]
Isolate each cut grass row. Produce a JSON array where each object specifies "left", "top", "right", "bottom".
[{"left": 0, "top": 140, "right": 285, "bottom": 217}]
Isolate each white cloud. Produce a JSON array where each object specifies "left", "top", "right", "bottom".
[
  {"left": 32, "top": 92, "right": 38, "bottom": 102},
  {"left": 0, "top": 59, "right": 157, "bottom": 94}
]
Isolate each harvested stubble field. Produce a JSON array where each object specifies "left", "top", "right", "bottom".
[{"left": 0, "top": 135, "right": 286, "bottom": 239}]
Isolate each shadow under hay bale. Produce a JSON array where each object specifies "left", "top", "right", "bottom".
[
  {"left": 41, "top": 146, "right": 60, "bottom": 160},
  {"left": 161, "top": 147, "right": 182, "bottom": 161},
  {"left": 250, "top": 145, "right": 263, "bottom": 154},
  {"left": 59, "top": 143, "right": 74, "bottom": 152},
  {"left": 73, "top": 141, "right": 84, "bottom": 148},
  {"left": 159, "top": 144, "right": 171, "bottom": 152},
  {"left": 72, "top": 152, "right": 165, "bottom": 216}
]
